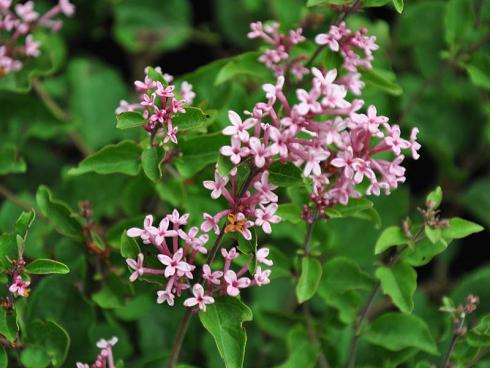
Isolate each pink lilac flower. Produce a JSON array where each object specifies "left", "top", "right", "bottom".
[
  {"left": 254, "top": 266, "right": 271, "bottom": 286},
  {"left": 115, "top": 68, "right": 196, "bottom": 145},
  {"left": 202, "top": 264, "right": 223, "bottom": 285},
  {"left": 256, "top": 248, "right": 273, "bottom": 266},
  {"left": 224, "top": 270, "right": 251, "bottom": 297},
  {"left": 255, "top": 204, "right": 281, "bottom": 233},
  {"left": 203, "top": 171, "right": 229, "bottom": 199},
  {"left": 183, "top": 284, "right": 215, "bottom": 312},
  {"left": 77, "top": 337, "right": 118, "bottom": 368},
  {"left": 201, "top": 213, "right": 220, "bottom": 235},
  {"left": 221, "top": 247, "right": 239, "bottom": 261},
  {"left": 223, "top": 110, "right": 255, "bottom": 142},
  {"left": 127, "top": 215, "right": 158, "bottom": 244},
  {"left": 178, "top": 227, "right": 208, "bottom": 254},
  {"left": 9, "top": 275, "right": 30, "bottom": 297},
  {"left": 0, "top": 0, "right": 74, "bottom": 75},
  {"left": 157, "top": 289, "right": 175, "bottom": 306},
  {"left": 157, "top": 248, "right": 192, "bottom": 278},
  {"left": 220, "top": 137, "right": 249, "bottom": 165},
  {"left": 126, "top": 253, "right": 145, "bottom": 282}
]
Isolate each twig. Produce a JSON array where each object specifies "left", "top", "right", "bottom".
[
  {"left": 31, "top": 78, "right": 91, "bottom": 156},
  {"left": 441, "top": 317, "right": 465, "bottom": 368},
  {"left": 0, "top": 184, "right": 32, "bottom": 212}
]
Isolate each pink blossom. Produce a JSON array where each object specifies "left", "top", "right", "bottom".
[
  {"left": 221, "top": 247, "right": 239, "bottom": 261},
  {"left": 224, "top": 270, "right": 251, "bottom": 297},
  {"left": 157, "top": 289, "right": 175, "bottom": 306},
  {"left": 201, "top": 213, "right": 220, "bottom": 235},
  {"left": 178, "top": 227, "right": 208, "bottom": 254},
  {"left": 15, "top": 1, "right": 38, "bottom": 23},
  {"left": 202, "top": 264, "right": 223, "bottom": 285},
  {"left": 59, "top": 0, "right": 75, "bottom": 16},
  {"left": 253, "top": 171, "right": 278, "bottom": 203},
  {"left": 410, "top": 128, "right": 421, "bottom": 160},
  {"left": 254, "top": 266, "right": 271, "bottom": 286},
  {"left": 157, "top": 249, "right": 192, "bottom": 278},
  {"left": 262, "top": 76, "right": 284, "bottom": 102},
  {"left": 296, "top": 88, "right": 322, "bottom": 115},
  {"left": 203, "top": 171, "right": 229, "bottom": 199},
  {"left": 222, "top": 110, "right": 255, "bottom": 142},
  {"left": 126, "top": 253, "right": 145, "bottom": 282},
  {"left": 127, "top": 215, "right": 158, "bottom": 244},
  {"left": 248, "top": 137, "right": 271, "bottom": 168},
  {"left": 180, "top": 81, "right": 195, "bottom": 104},
  {"left": 25, "top": 35, "right": 40, "bottom": 57},
  {"left": 155, "top": 217, "right": 178, "bottom": 245},
  {"left": 183, "top": 284, "right": 215, "bottom": 312},
  {"left": 304, "top": 148, "right": 330, "bottom": 177},
  {"left": 331, "top": 147, "right": 356, "bottom": 179},
  {"left": 312, "top": 67, "right": 337, "bottom": 89},
  {"left": 167, "top": 209, "right": 189, "bottom": 226},
  {"left": 385, "top": 125, "right": 411, "bottom": 155},
  {"left": 220, "top": 137, "right": 250, "bottom": 165},
  {"left": 9, "top": 275, "right": 30, "bottom": 297},
  {"left": 255, "top": 204, "right": 281, "bottom": 233},
  {"left": 256, "top": 248, "right": 273, "bottom": 266}
]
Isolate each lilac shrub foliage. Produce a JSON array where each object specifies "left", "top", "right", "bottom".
[{"left": 0, "top": 1, "right": 488, "bottom": 368}]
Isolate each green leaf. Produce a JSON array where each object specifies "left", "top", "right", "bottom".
[
  {"left": 15, "top": 209, "right": 36, "bottom": 240},
  {"left": 175, "top": 133, "right": 228, "bottom": 178},
  {"left": 92, "top": 275, "right": 130, "bottom": 309},
  {"left": 306, "top": 0, "right": 351, "bottom": 5},
  {"left": 0, "top": 346, "right": 6, "bottom": 368},
  {"left": 0, "top": 234, "right": 18, "bottom": 269},
  {"left": 364, "top": 313, "right": 439, "bottom": 355},
  {"left": 199, "top": 297, "right": 253, "bottom": 368},
  {"left": 374, "top": 226, "right": 408, "bottom": 255},
  {"left": 296, "top": 257, "right": 322, "bottom": 303},
  {"left": 26, "top": 259, "right": 70, "bottom": 275},
  {"left": 116, "top": 111, "right": 147, "bottom": 129},
  {"left": 35, "top": 186, "right": 82, "bottom": 240},
  {"left": 276, "top": 204, "right": 302, "bottom": 224},
  {"left": 319, "top": 257, "right": 374, "bottom": 296},
  {"left": 363, "top": 0, "right": 391, "bottom": 6},
  {"left": 215, "top": 52, "right": 272, "bottom": 85},
  {"left": 393, "top": 0, "right": 403, "bottom": 13},
  {"left": 173, "top": 107, "right": 208, "bottom": 131},
  {"left": 141, "top": 146, "right": 163, "bottom": 182},
  {"left": 20, "top": 346, "right": 50, "bottom": 368},
  {"left": 424, "top": 225, "right": 442, "bottom": 244},
  {"left": 401, "top": 238, "right": 448, "bottom": 267},
  {"left": 120, "top": 233, "right": 141, "bottom": 259},
  {"left": 269, "top": 162, "right": 303, "bottom": 187},
  {"left": 442, "top": 217, "right": 484, "bottom": 240},
  {"left": 426, "top": 186, "right": 443, "bottom": 209},
  {"left": 113, "top": 0, "right": 191, "bottom": 53},
  {"left": 326, "top": 198, "right": 374, "bottom": 217},
  {"left": 27, "top": 320, "right": 70, "bottom": 368},
  {"left": 360, "top": 68, "right": 403, "bottom": 96},
  {"left": 466, "top": 55, "right": 490, "bottom": 91},
  {"left": 275, "top": 325, "right": 319, "bottom": 368},
  {"left": 0, "top": 143, "right": 26, "bottom": 175},
  {"left": 444, "top": 0, "right": 472, "bottom": 47},
  {"left": 0, "top": 309, "right": 17, "bottom": 342},
  {"left": 68, "top": 140, "right": 141, "bottom": 176},
  {"left": 375, "top": 261, "right": 417, "bottom": 313}
]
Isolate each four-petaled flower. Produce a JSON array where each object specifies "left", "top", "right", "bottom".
[
  {"left": 203, "top": 171, "right": 229, "bottom": 199},
  {"left": 158, "top": 249, "right": 192, "bottom": 278},
  {"left": 224, "top": 270, "right": 251, "bottom": 297},
  {"left": 126, "top": 253, "right": 145, "bottom": 282},
  {"left": 256, "top": 248, "right": 273, "bottom": 266},
  {"left": 183, "top": 284, "right": 215, "bottom": 312}
]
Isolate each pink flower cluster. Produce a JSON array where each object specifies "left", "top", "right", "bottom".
[
  {"left": 126, "top": 209, "right": 274, "bottom": 312},
  {"left": 0, "top": 0, "right": 74, "bottom": 75},
  {"left": 315, "top": 21, "right": 378, "bottom": 95},
  {"left": 248, "top": 21, "right": 308, "bottom": 80},
  {"left": 219, "top": 24, "right": 420, "bottom": 217},
  {"left": 115, "top": 66, "right": 195, "bottom": 145},
  {"left": 76, "top": 337, "right": 118, "bottom": 368},
  {"left": 9, "top": 274, "right": 30, "bottom": 297}
]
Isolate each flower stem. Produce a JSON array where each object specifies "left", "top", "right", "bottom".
[
  {"left": 166, "top": 167, "right": 261, "bottom": 368},
  {"left": 31, "top": 78, "right": 91, "bottom": 156},
  {"left": 440, "top": 317, "right": 465, "bottom": 368}
]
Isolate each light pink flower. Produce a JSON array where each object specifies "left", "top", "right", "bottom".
[
  {"left": 157, "top": 249, "right": 192, "bottom": 278},
  {"left": 224, "top": 270, "right": 251, "bottom": 297},
  {"left": 25, "top": 35, "right": 40, "bottom": 57},
  {"left": 178, "top": 227, "right": 208, "bottom": 254},
  {"left": 202, "top": 264, "right": 223, "bottom": 285},
  {"left": 220, "top": 137, "right": 250, "bottom": 165},
  {"left": 248, "top": 137, "right": 270, "bottom": 168},
  {"left": 385, "top": 125, "right": 411, "bottom": 155},
  {"left": 157, "top": 289, "right": 175, "bottom": 306},
  {"left": 296, "top": 88, "right": 322, "bottom": 115},
  {"left": 167, "top": 209, "right": 189, "bottom": 226},
  {"left": 15, "top": 1, "right": 38, "bottom": 22},
  {"left": 256, "top": 248, "right": 273, "bottom": 266},
  {"left": 9, "top": 275, "right": 30, "bottom": 297},
  {"left": 255, "top": 204, "right": 281, "bottom": 233},
  {"left": 254, "top": 266, "right": 271, "bottom": 286},
  {"left": 180, "top": 81, "right": 195, "bottom": 104},
  {"left": 184, "top": 284, "right": 215, "bottom": 312},
  {"left": 410, "top": 128, "right": 421, "bottom": 160},
  {"left": 127, "top": 215, "right": 158, "bottom": 244},
  {"left": 201, "top": 213, "right": 220, "bottom": 235},
  {"left": 59, "top": 0, "right": 75, "bottom": 16},
  {"left": 331, "top": 147, "right": 356, "bottom": 179},
  {"left": 203, "top": 171, "right": 229, "bottom": 199},
  {"left": 304, "top": 148, "right": 329, "bottom": 177},
  {"left": 126, "top": 253, "right": 145, "bottom": 282},
  {"left": 221, "top": 247, "right": 239, "bottom": 261},
  {"left": 253, "top": 171, "right": 278, "bottom": 203},
  {"left": 222, "top": 111, "right": 255, "bottom": 142}
]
